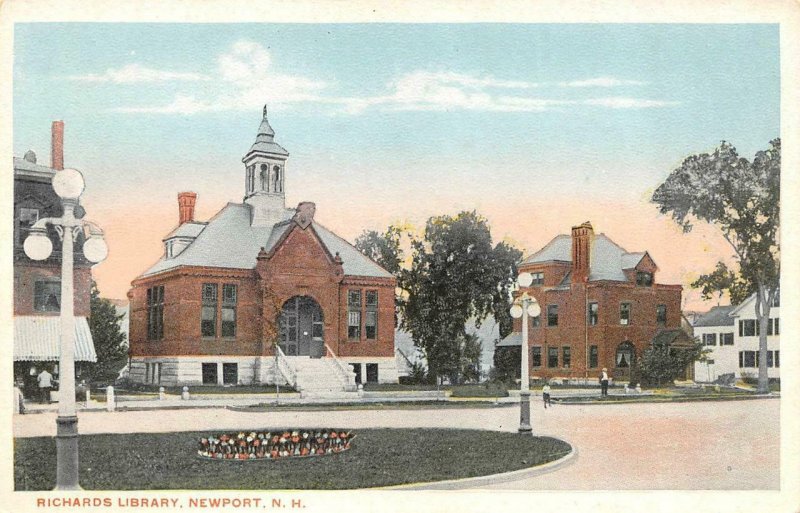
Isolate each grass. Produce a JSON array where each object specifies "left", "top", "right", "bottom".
[
  {"left": 109, "top": 384, "right": 296, "bottom": 395},
  {"left": 230, "top": 401, "right": 506, "bottom": 412},
  {"left": 14, "top": 429, "right": 571, "bottom": 490}
]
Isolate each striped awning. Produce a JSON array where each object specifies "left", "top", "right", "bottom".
[{"left": 14, "top": 316, "right": 97, "bottom": 362}]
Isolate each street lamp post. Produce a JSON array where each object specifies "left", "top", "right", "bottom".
[
  {"left": 23, "top": 168, "right": 108, "bottom": 490},
  {"left": 510, "top": 272, "right": 541, "bottom": 434}
]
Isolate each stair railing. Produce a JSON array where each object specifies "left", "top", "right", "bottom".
[
  {"left": 274, "top": 345, "right": 298, "bottom": 389},
  {"left": 325, "top": 343, "right": 357, "bottom": 391}
]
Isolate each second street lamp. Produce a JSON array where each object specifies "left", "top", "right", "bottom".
[
  {"left": 510, "top": 272, "right": 541, "bottom": 434},
  {"left": 23, "top": 167, "right": 107, "bottom": 490}
]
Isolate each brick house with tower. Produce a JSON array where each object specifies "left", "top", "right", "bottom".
[
  {"left": 127, "top": 107, "right": 399, "bottom": 391},
  {"left": 13, "top": 121, "right": 97, "bottom": 395},
  {"left": 498, "top": 221, "right": 691, "bottom": 382}
]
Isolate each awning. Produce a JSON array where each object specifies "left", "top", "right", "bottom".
[
  {"left": 14, "top": 316, "right": 97, "bottom": 362},
  {"left": 496, "top": 332, "right": 522, "bottom": 347}
]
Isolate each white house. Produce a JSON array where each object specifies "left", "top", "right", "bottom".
[{"left": 693, "top": 293, "right": 780, "bottom": 382}]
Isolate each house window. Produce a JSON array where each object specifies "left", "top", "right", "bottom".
[
  {"left": 223, "top": 363, "right": 238, "bottom": 385},
  {"left": 201, "top": 283, "right": 218, "bottom": 338},
  {"left": 616, "top": 342, "right": 634, "bottom": 368},
  {"left": 636, "top": 271, "right": 653, "bottom": 286},
  {"left": 656, "top": 304, "right": 667, "bottom": 326},
  {"left": 348, "top": 290, "right": 362, "bottom": 339},
  {"left": 351, "top": 363, "right": 362, "bottom": 384},
  {"left": 547, "top": 305, "right": 559, "bottom": 327},
  {"left": 702, "top": 333, "right": 717, "bottom": 346},
  {"left": 145, "top": 362, "right": 162, "bottom": 384},
  {"left": 202, "top": 363, "right": 218, "bottom": 384},
  {"left": 739, "top": 320, "right": 756, "bottom": 337},
  {"left": 531, "top": 346, "right": 542, "bottom": 367},
  {"left": 365, "top": 290, "right": 378, "bottom": 340},
  {"left": 18, "top": 207, "right": 40, "bottom": 247},
  {"left": 720, "top": 333, "right": 734, "bottom": 345},
  {"left": 775, "top": 350, "right": 780, "bottom": 368},
  {"left": 366, "top": 363, "right": 379, "bottom": 383},
  {"left": 562, "top": 346, "right": 571, "bottom": 368},
  {"left": 739, "top": 351, "right": 757, "bottom": 368},
  {"left": 767, "top": 318, "right": 780, "bottom": 336},
  {"left": 589, "top": 345, "right": 599, "bottom": 369},
  {"left": 766, "top": 351, "right": 774, "bottom": 368},
  {"left": 221, "top": 284, "right": 237, "bottom": 338},
  {"left": 772, "top": 293, "right": 780, "bottom": 307},
  {"left": 588, "top": 302, "right": 598, "bottom": 326},
  {"left": 531, "top": 272, "right": 544, "bottom": 285},
  {"left": 620, "top": 303, "right": 631, "bottom": 325},
  {"left": 547, "top": 347, "right": 559, "bottom": 368},
  {"left": 34, "top": 281, "right": 61, "bottom": 312},
  {"left": 531, "top": 314, "right": 541, "bottom": 328},
  {"left": 312, "top": 310, "right": 323, "bottom": 339},
  {"left": 146, "top": 285, "right": 164, "bottom": 340}
]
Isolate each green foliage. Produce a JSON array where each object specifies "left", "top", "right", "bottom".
[
  {"left": 84, "top": 282, "right": 128, "bottom": 383},
  {"left": 691, "top": 261, "right": 755, "bottom": 305},
  {"left": 450, "top": 382, "right": 509, "bottom": 398},
  {"left": 354, "top": 225, "right": 404, "bottom": 276},
  {"left": 400, "top": 211, "right": 522, "bottom": 384},
  {"left": 637, "top": 340, "right": 708, "bottom": 387},
  {"left": 652, "top": 139, "right": 780, "bottom": 393},
  {"left": 491, "top": 346, "right": 520, "bottom": 384}
]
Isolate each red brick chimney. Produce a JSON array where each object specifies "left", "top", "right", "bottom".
[
  {"left": 571, "top": 221, "right": 593, "bottom": 283},
  {"left": 177, "top": 192, "right": 197, "bottom": 225},
  {"left": 51, "top": 120, "right": 64, "bottom": 170}
]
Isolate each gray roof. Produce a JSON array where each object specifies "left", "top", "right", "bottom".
[
  {"left": 243, "top": 109, "right": 289, "bottom": 159},
  {"left": 524, "top": 233, "right": 651, "bottom": 282},
  {"left": 164, "top": 221, "right": 207, "bottom": 240},
  {"left": 14, "top": 156, "right": 57, "bottom": 176},
  {"left": 141, "top": 202, "right": 393, "bottom": 279},
  {"left": 693, "top": 305, "right": 737, "bottom": 327},
  {"left": 496, "top": 331, "right": 522, "bottom": 347}
]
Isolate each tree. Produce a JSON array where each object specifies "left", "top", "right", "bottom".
[
  {"left": 652, "top": 139, "right": 780, "bottom": 393},
  {"left": 691, "top": 261, "right": 755, "bottom": 306},
  {"left": 637, "top": 339, "right": 708, "bottom": 387},
  {"left": 84, "top": 282, "right": 128, "bottom": 383},
  {"left": 491, "top": 345, "right": 520, "bottom": 384},
  {"left": 399, "top": 211, "right": 522, "bottom": 384},
  {"left": 354, "top": 226, "right": 404, "bottom": 276}
]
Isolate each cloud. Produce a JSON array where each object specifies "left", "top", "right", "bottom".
[
  {"left": 110, "top": 94, "right": 217, "bottom": 114},
  {"left": 561, "top": 77, "right": 646, "bottom": 87},
  {"left": 68, "top": 63, "right": 209, "bottom": 83},
  {"left": 583, "top": 97, "right": 679, "bottom": 108}
]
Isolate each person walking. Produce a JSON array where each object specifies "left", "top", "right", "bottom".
[
  {"left": 600, "top": 368, "right": 609, "bottom": 397},
  {"left": 542, "top": 384, "right": 552, "bottom": 408},
  {"left": 37, "top": 368, "right": 53, "bottom": 404}
]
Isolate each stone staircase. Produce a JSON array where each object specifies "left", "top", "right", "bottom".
[{"left": 285, "top": 356, "right": 357, "bottom": 399}]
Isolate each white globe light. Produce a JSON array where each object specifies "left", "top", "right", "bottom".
[
  {"left": 518, "top": 272, "right": 533, "bottom": 288},
  {"left": 52, "top": 168, "right": 85, "bottom": 200},
  {"left": 24, "top": 231, "right": 53, "bottom": 260},
  {"left": 510, "top": 304, "right": 523, "bottom": 319},
  {"left": 83, "top": 235, "right": 108, "bottom": 263},
  {"left": 527, "top": 301, "right": 541, "bottom": 318}
]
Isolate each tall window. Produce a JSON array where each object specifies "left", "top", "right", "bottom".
[
  {"left": 636, "top": 271, "right": 653, "bottom": 286},
  {"left": 273, "top": 165, "right": 282, "bottom": 192},
  {"left": 246, "top": 165, "right": 255, "bottom": 193},
  {"left": 562, "top": 346, "right": 571, "bottom": 368},
  {"left": 768, "top": 318, "right": 780, "bottom": 336},
  {"left": 620, "top": 303, "right": 631, "bottom": 325},
  {"left": 531, "top": 314, "right": 541, "bottom": 328},
  {"left": 547, "top": 305, "right": 559, "bottom": 326},
  {"left": 221, "top": 284, "right": 237, "bottom": 338},
  {"left": 720, "top": 333, "right": 734, "bottom": 345},
  {"left": 739, "top": 320, "right": 756, "bottom": 337},
  {"left": 702, "top": 333, "right": 717, "bottom": 346},
  {"left": 588, "top": 302, "right": 598, "bottom": 326},
  {"left": 531, "top": 272, "right": 544, "bottom": 285},
  {"left": 260, "top": 164, "right": 268, "bottom": 192},
  {"left": 547, "top": 347, "right": 559, "bottom": 368},
  {"left": 147, "top": 285, "right": 164, "bottom": 340},
  {"left": 223, "top": 363, "right": 238, "bottom": 385},
  {"left": 531, "top": 346, "right": 542, "bottom": 367},
  {"left": 312, "top": 310, "right": 323, "bottom": 339},
  {"left": 348, "top": 290, "right": 362, "bottom": 339},
  {"left": 589, "top": 345, "right": 599, "bottom": 369},
  {"left": 34, "top": 281, "right": 61, "bottom": 312},
  {"left": 202, "top": 363, "right": 218, "bottom": 384},
  {"left": 739, "top": 351, "right": 757, "bottom": 368},
  {"left": 201, "top": 283, "right": 218, "bottom": 337},
  {"left": 656, "top": 304, "right": 667, "bottom": 326},
  {"left": 365, "top": 290, "right": 378, "bottom": 340}
]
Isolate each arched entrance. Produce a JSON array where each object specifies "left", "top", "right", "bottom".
[
  {"left": 615, "top": 341, "right": 636, "bottom": 377},
  {"left": 279, "top": 296, "right": 325, "bottom": 357}
]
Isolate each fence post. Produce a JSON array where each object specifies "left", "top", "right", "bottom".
[
  {"left": 159, "top": 386, "right": 166, "bottom": 400},
  {"left": 106, "top": 385, "right": 115, "bottom": 412},
  {"left": 181, "top": 386, "right": 190, "bottom": 400},
  {"left": 85, "top": 388, "right": 91, "bottom": 406}
]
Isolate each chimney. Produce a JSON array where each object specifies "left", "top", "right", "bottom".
[
  {"left": 571, "top": 221, "right": 593, "bottom": 283},
  {"left": 177, "top": 192, "right": 197, "bottom": 225},
  {"left": 51, "top": 120, "right": 64, "bottom": 170}
]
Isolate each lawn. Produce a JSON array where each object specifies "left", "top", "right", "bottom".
[
  {"left": 230, "top": 401, "right": 506, "bottom": 412},
  {"left": 14, "top": 429, "right": 570, "bottom": 490}
]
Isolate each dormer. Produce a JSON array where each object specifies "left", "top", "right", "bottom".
[{"left": 163, "top": 192, "right": 206, "bottom": 258}]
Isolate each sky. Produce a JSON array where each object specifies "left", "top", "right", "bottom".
[{"left": 12, "top": 23, "right": 780, "bottom": 311}]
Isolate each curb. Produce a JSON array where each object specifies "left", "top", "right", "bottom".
[
  {"left": 555, "top": 394, "right": 780, "bottom": 405},
  {"left": 378, "top": 438, "right": 577, "bottom": 490}
]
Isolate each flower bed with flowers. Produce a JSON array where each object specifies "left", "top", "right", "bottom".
[{"left": 198, "top": 429, "right": 354, "bottom": 460}]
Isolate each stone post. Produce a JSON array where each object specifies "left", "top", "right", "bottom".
[
  {"left": 106, "top": 386, "right": 115, "bottom": 412},
  {"left": 159, "top": 386, "right": 166, "bottom": 400},
  {"left": 182, "top": 386, "right": 190, "bottom": 400}
]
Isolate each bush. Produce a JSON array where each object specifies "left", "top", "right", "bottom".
[{"left": 450, "top": 382, "right": 508, "bottom": 398}]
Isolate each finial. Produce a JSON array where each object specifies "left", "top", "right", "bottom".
[{"left": 263, "top": 104, "right": 268, "bottom": 119}]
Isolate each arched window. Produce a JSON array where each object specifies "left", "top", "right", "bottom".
[
  {"left": 616, "top": 342, "right": 635, "bottom": 368},
  {"left": 260, "top": 164, "right": 268, "bottom": 192},
  {"left": 273, "top": 165, "right": 281, "bottom": 192}
]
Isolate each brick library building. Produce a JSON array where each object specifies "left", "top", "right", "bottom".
[
  {"left": 499, "top": 221, "right": 692, "bottom": 382},
  {"left": 128, "top": 108, "right": 399, "bottom": 390}
]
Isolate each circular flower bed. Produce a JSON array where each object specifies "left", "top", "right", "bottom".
[{"left": 198, "top": 429, "right": 355, "bottom": 460}]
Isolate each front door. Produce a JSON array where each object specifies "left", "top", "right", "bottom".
[{"left": 280, "top": 296, "right": 324, "bottom": 357}]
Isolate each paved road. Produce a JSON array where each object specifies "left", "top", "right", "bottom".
[{"left": 13, "top": 398, "right": 779, "bottom": 490}]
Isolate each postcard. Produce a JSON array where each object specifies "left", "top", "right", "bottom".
[{"left": 2, "top": 1, "right": 799, "bottom": 513}]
